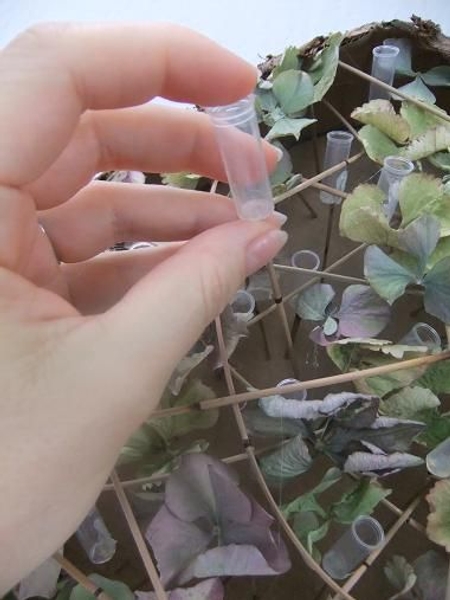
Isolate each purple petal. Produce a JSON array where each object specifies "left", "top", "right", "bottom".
[
  {"left": 179, "top": 544, "right": 291, "bottom": 583},
  {"left": 208, "top": 466, "right": 253, "bottom": 525},
  {"left": 309, "top": 326, "right": 337, "bottom": 346},
  {"left": 337, "top": 285, "right": 391, "bottom": 338},
  {"left": 146, "top": 505, "right": 212, "bottom": 585},
  {"left": 221, "top": 498, "right": 291, "bottom": 573},
  {"left": 166, "top": 454, "right": 239, "bottom": 522}
]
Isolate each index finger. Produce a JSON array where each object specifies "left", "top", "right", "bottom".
[{"left": 0, "top": 22, "right": 257, "bottom": 186}]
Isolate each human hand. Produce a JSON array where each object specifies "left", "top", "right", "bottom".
[{"left": 0, "top": 23, "right": 287, "bottom": 589}]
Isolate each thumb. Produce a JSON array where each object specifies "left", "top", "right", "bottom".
[{"left": 99, "top": 217, "right": 287, "bottom": 394}]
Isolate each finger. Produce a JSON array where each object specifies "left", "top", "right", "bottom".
[
  {"left": 98, "top": 219, "right": 288, "bottom": 386},
  {"left": 63, "top": 243, "right": 180, "bottom": 314},
  {"left": 26, "top": 105, "right": 279, "bottom": 208},
  {"left": 0, "top": 22, "right": 257, "bottom": 186},
  {"left": 39, "top": 182, "right": 239, "bottom": 262}
]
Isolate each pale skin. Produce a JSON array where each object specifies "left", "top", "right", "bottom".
[{"left": 0, "top": 23, "right": 288, "bottom": 590}]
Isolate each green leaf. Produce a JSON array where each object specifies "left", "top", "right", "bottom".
[
  {"left": 364, "top": 246, "right": 416, "bottom": 304},
  {"left": 412, "top": 550, "right": 448, "bottom": 600},
  {"left": 330, "top": 479, "right": 391, "bottom": 524},
  {"left": 400, "top": 101, "right": 447, "bottom": 138},
  {"left": 340, "top": 184, "right": 398, "bottom": 246},
  {"left": 272, "top": 69, "right": 314, "bottom": 115},
  {"left": 426, "top": 479, "right": 450, "bottom": 551},
  {"left": 402, "top": 124, "right": 450, "bottom": 161},
  {"left": 282, "top": 468, "right": 342, "bottom": 520},
  {"left": 351, "top": 100, "right": 410, "bottom": 144},
  {"left": 292, "top": 512, "right": 329, "bottom": 561},
  {"left": 242, "top": 406, "right": 308, "bottom": 439},
  {"left": 384, "top": 555, "right": 417, "bottom": 600},
  {"left": 416, "top": 360, "right": 450, "bottom": 394},
  {"left": 161, "top": 172, "right": 201, "bottom": 189},
  {"left": 397, "top": 214, "right": 440, "bottom": 272},
  {"left": 423, "top": 256, "right": 450, "bottom": 323},
  {"left": 421, "top": 65, "right": 450, "bottom": 87},
  {"left": 327, "top": 339, "right": 428, "bottom": 398},
  {"left": 272, "top": 46, "right": 300, "bottom": 78},
  {"left": 380, "top": 386, "right": 440, "bottom": 419},
  {"left": 295, "top": 283, "right": 335, "bottom": 321},
  {"left": 255, "top": 87, "right": 278, "bottom": 114},
  {"left": 399, "top": 172, "right": 444, "bottom": 228},
  {"left": 359, "top": 124, "right": 401, "bottom": 165},
  {"left": 429, "top": 236, "right": 450, "bottom": 268},
  {"left": 120, "top": 380, "right": 217, "bottom": 465},
  {"left": 428, "top": 150, "right": 450, "bottom": 172},
  {"left": 311, "top": 32, "right": 344, "bottom": 102},
  {"left": 417, "top": 411, "right": 450, "bottom": 449},
  {"left": 260, "top": 434, "right": 312, "bottom": 482},
  {"left": 397, "top": 76, "right": 436, "bottom": 104},
  {"left": 265, "top": 117, "right": 316, "bottom": 141},
  {"left": 70, "top": 576, "right": 134, "bottom": 600},
  {"left": 269, "top": 142, "right": 293, "bottom": 186}
]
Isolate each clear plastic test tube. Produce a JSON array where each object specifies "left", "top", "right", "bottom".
[
  {"left": 276, "top": 378, "right": 308, "bottom": 402},
  {"left": 320, "top": 131, "right": 354, "bottom": 205},
  {"left": 230, "top": 289, "right": 256, "bottom": 319},
  {"left": 377, "top": 156, "right": 414, "bottom": 219},
  {"left": 206, "top": 94, "right": 274, "bottom": 220},
  {"left": 322, "top": 515, "right": 384, "bottom": 579},
  {"left": 399, "top": 322, "right": 441, "bottom": 350},
  {"left": 369, "top": 45, "right": 400, "bottom": 101},
  {"left": 76, "top": 505, "right": 117, "bottom": 564}
]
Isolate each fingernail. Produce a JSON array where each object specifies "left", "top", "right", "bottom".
[
  {"left": 272, "top": 211, "right": 288, "bottom": 226},
  {"left": 274, "top": 146, "right": 284, "bottom": 162},
  {"left": 246, "top": 229, "right": 288, "bottom": 274}
]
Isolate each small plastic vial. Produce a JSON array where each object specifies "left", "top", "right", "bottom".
[
  {"left": 322, "top": 515, "right": 384, "bottom": 580},
  {"left": 230, "top": 289, "right": 256, "bottom": 319},
  {"left": 320, "top": 131, "right": 354, "bottom": 205},
  {"left": 76, "top": 506, "right": 117, "bottom": 564},
  {"left": 399, "top": 322, "right": 441, "bottom": 350},
  {"left": 369, "top": 45, "right": 400, "bottom": 101},
  {"left": 276, "top": 378, "right": 308, "bottom": 402},
  {"left": 206, "top": 94, "right": 274, "bottom": 220},
  {"left": 377, "top": 156, "right": 414, "bottom": 220}
]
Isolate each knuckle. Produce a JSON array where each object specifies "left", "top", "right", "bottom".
[{"left": 15, "top": 22, "right": 70, "bottom": 49}]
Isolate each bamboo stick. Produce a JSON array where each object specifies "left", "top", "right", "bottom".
[
  {"left": 273, "top": 263, "right": 366, "bottom": 284},
  {"left": 274, "top": 152, "right": 364, "bottom": 204},
  {"left": 338, "top": 60, "right": 450, "bottom": 124},
  {"left": 148, "top": 351, "right": 450, "bottom": 419},
  {"left": 110, "top": 470, "right": 168, "bottom": 600},
  {"left": 53, "top": 553, "right": 113, "bottom": 600},
  {"left": 104, "top": 451, "right": 250, "bottom": 490},
  {"left": 311, "top": 181, "right": 348, "bottom": 199},
  {"left": 246, "top": 449, "right": 356, "bottom": 600},
  {"left": 200, "top": 351, "right": 450, "bottom": 411},
  {"left": 249, "top": 243, "right": 366, "bottom": 326},
  {"left": 215, "top": 279, "right": 356, "bottom": 600},
  {"left": 322, "top": 99, "right": 361, "bottom": 141},
  {"left": 266, "top": 262, "right": 298, "bottom": 375},
  {"left": 214, "top": 315, "right": 249, "bottom": 442}
]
